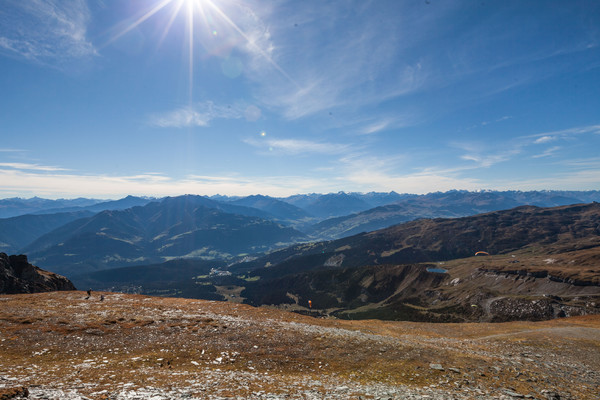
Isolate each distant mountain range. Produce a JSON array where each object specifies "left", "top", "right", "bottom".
[
  {"left": 305, "top": 190, "right": 600, "bottom": 239},
  {"left": 0, "top": 195, "right": 155, "bottom": 218},
  {"left": 0, "top": 210, "right": 94, "bottom": 254},
  {"left": 4, "top": 190, "right": 599, "bottom": 221},
  {"left": 226, "top": 195, "right": 312, "bottom": 223},
  {"left": 0, "top": 197, "right": 101, "bottom": 218},
  {"left": 22, "top": 195, "right": 306, "bottom": 276},
  {"left": 281, "top": 192, "right": 375, "bottom": 218},
  {"left": 2, "top": 190, "right": 600, "bottom": 281}
]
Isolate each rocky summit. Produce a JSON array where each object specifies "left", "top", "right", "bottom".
[
  {"left": 0, "top": 253, "right": 76, "bottom": 294},
  {"left": 0, "top": 292, "right": 599, "bottom": 399}
]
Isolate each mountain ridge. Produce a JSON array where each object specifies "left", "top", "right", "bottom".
[
  {"left": 234, "top": 203, "right": 600, "bottom": 279},
  {"left": 0, "top": 210, "right": 94, "bottom": 254},
  {"left": 24, "top": 195, "right": 306, "bottom": 276}
]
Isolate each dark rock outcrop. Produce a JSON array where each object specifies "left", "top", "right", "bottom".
[{"left": 0, "top": 253, "right": 76, "bottom": 294}]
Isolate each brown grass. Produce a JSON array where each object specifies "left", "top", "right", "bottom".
[{"left": 0, "top": 291, "right": 599, "bottom": 399}]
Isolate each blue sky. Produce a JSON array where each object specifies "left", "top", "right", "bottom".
[{"left": 1, "top": 0, "right": 599, "bottom": 199}]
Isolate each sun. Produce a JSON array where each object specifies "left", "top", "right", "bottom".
[
  {"left": 107, "top": 0, "right": 219, "bottom": 50},
  {"left": 106, "top": 0, "right": 229, "bottom": 102}
]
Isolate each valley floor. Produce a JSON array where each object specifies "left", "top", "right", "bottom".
[{"left": 0, "top": 292, "right": 599, "bottom": 399}]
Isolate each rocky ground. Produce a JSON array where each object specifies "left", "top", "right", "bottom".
[{"left": 1, "top": 291, "right": 599, "bottom": 399}]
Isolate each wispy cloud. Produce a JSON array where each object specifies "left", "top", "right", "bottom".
[
  {"left": 256, "top": 57, "right": 426, "bottom": 121},
  {"left": 452, "top": 141, "right": 523, "bottom": 168},
  {"left": 459, "top": 152, "right": 516, "bottom": 168},
  {"left": 481, "top": 116, "right": 512, "bottom": 126},
  {"left": 534, "top": 136, "right": 556, "bottom": 144},
  {"left": 532, "top": 146, "right": 562, "bottom": 159},
  {"left": 0, "top": 0, "right": 96, "bottom": 68},
  {"left": 463, "top": 116, "right": 514, "bottom": 131},
  {"left": 244, "top": 137, "right": 350, "bottom": 155},
  {"left": 238, "top": 3, "right": 432, "bottom": 120},
  {"left": 149, "top": 101, "right": 247, "bottom": 128},
  {"left": 249, "top": 0, "right": 596, "bottom": 122},
  {"left": 519, "top": 125, "right": 600, "bottom": 159},
  {"left": 448, "top": 123, "right": 600, "bottom": 169},
  {"left": 527, "top": 125, "right": 600, "bottom": 143},
  {"left": 360, "top": 118, "right": 398, "bottom": 135}
]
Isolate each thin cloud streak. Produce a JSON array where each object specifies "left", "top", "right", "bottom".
[
  {"left": 459, "top": 152, "right": 517, "bottom": 168},
  {"left": 361, "top": 119, "right": 394, "bottom": 135},
  {"left": 532, "top": 146, "right": 561, "bottom": 159},
  {"left": 457, "top": 145, "right": 523, "bottom": 168},
  {"left": 534, "top": 136, "right": 555, "bottom": 144},
  {"left": 257, "top": 60, "right": 427, "bottom": 121},
  {"left": 526, "top": 124, "right": 600, "bottom": 142},
  {"left": 450, "top": 123, "right": 600, "bottom": 169},
  {"left": 481, "top": 116, "right": 512, "bottom": 126},
  {"left": 150, "top": 101, "right": 245, "bottom": 128},
  {"left": 244, "top": 138, "right": 350, "bottom": 155},
  {"left": 0, "top": 162, "right": 69, "bottom": 172}
]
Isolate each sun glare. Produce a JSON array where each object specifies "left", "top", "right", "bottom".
[
  {"left": 106, "top": 0, "right": 296, "bottom": 104},
  {"left": 106, "top": 0, "right": 227, "bottom": 103},
  {"left": 107, "top": 0, "right": 229, "bottom": 57}
]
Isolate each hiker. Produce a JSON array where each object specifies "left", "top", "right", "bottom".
[
  {"left": 100, "top": 294, "right": 104, "bottom": 302},
  {"left": 85, "top": 289, "right": 91, "bottom": 300}
]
